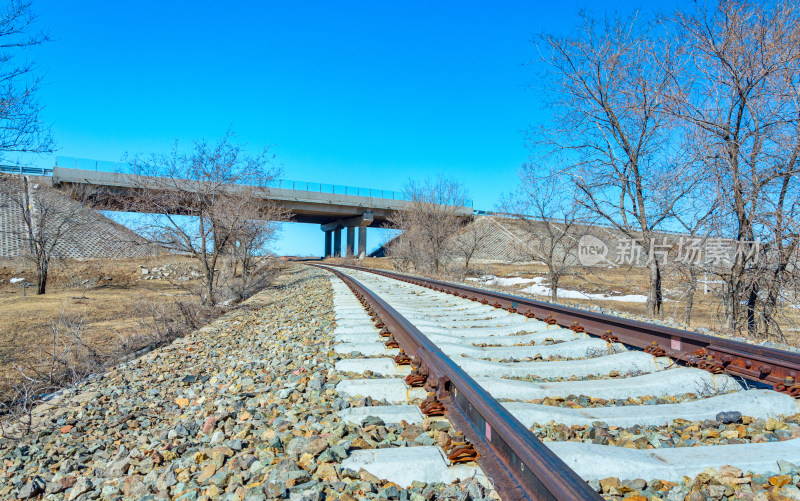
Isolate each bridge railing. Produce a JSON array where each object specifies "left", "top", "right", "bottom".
[
  {"left": 0, "top": 165, "right": 53, "bottom": 176},
  {"left": 274, "top": 179, "right": 407, "bottom": 201},
  {"left": 54, "top": 156, "right": 474, "bottom": 207},
  {"left": 57, "top": 156, "right": 133, "bottom": 174}
]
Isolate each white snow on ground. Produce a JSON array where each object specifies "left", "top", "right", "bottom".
[
  {"left": 470, "top": 275, "right": 649, "bottom": 303},
  {"left": 466, "top": 275, "right": 539, "bottom": 287}
]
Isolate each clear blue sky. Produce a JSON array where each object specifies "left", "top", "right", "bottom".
[{"left": 23, "top": 0, "right": 661, "bottom": 256}]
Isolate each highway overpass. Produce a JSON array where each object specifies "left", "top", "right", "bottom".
[{"left": 50, "top": 166, "right": 473, "bottom": 258}]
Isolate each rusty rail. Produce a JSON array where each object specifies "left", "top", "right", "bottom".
[
  {"left": 338, "top": 265, "right": 800, "bottom": 397},
  {"left": 323, "top": 265, "right": 601, "bottom": 501}
]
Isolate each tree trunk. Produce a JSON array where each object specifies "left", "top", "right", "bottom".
[
  {"left": 760, "top": 289, "right": 783, "bottom": 343},
  {"left": 683, "top": 266, "right": 697, "bottom": 326},
  {"left": 746, "top": 282, "right": 758, "bottom": 337},
  {"left": 722, "top": 279, "right": 735, "bottom": 330},
  {"left": 729, "top": 271, "right": 744, "bottom": 331},
  {"left": 646, "top": 260, "right": 662, "bottom": 317},
  {"left": 761, "top": 263, "right": 787, "bottom": 342},
  {"left": 729, "top": 222, "right": 755, "bottom": 332},
  {"left": 549, "top": 273, "right": 559, "bottom": 302},
  {"left": 36, "top": 260, "right": 47, "bottom": 295},
  {"left": 204, "top": 269, "right": 215, "bottom": 305}
]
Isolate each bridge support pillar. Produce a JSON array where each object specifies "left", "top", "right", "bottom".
[
  {"left": 324, "top": 231, "right": 332, "bottom": 258},
  {"left": 333, "top": 229, "right": 342, "bottom": 257},
  {"left": 346, "top": 227, "right": 355, "bottom": 257},
  {"left": 358, "top": 226, "right": 367, "bottom": 259},
  {"left": 321, "top": 211, "right": 372, "bottom": 259}
]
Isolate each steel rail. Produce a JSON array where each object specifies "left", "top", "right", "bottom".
[
  {"left": 322, "top": 265, "right": 602, "bottom": 501},
  {"left": 337, "top": 265, "right": 800, "bottom": 395}
]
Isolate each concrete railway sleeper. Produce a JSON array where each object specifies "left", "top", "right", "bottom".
[
  {"left": 319, "top": 264, "right": 800, "bottom": 501},
  {"left": 324, "top": 266, "right": 600, "bottom": 501},
  {"left": 342, "top": 267, "right": 800, "bottom": 395},
  {"left": 327, "top": 276, "right": 492, "bottom": 493}
]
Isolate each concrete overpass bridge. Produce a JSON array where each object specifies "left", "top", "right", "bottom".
[{"left": 48, "top": 158, "right": 473, "bottom": 258}]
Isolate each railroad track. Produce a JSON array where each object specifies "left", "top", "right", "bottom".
[{"left": 320, "top": 264, "right": 800, "bottom": 501}]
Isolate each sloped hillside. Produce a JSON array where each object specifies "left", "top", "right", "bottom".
[{"left": 0, "top": 175, "right": 160, "bottom": 259}]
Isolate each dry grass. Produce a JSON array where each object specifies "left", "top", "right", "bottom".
[
  {"left": 481, "top": 261, "right": 800, "bottom": 344},
  {"left": 322, "top": 256, "right": 395, "bottom": 271},
  {"left": 0, "top": 256, "right": 205, "bottom": 400}
]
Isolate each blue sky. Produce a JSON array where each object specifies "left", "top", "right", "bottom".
[{"left": 22, "top": 0, "right": 662, "bottom": 256}]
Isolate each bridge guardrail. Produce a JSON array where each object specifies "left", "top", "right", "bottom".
[
  {"left": 0, "top": 165, "right": 52, "bottom": 176},
  {"left": 55, "top": 156, "right": 473, "bottom": 207}
]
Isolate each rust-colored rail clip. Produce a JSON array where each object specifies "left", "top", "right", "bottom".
[
  {"left": 697, "top": 355, "right": 725, "bottom": 374},
  {"left": 446, "top": 431, "right": 480, "bottom": 463},
  {"left": 379, "top": 327, "right": 391, "bottom": 338},
  {"left": 601, "top": 330, "right": 619, "bottom": 343},
  {"left": 419, "top": 394, "right": 446, "bottom": 416},
  {"left": 523, "top": 309, "right": 536, "bottom": 319},
  {"left": 544, "top": 317, "right": 558, "bottom": 326},
  {"left": 569, "top": 321, "right": 585, "bottom": 333},
  {"left": 686, "top": 348, "right": 707, "bottom": 366},
  {"left": 384, "top": 336, "right": 400, "bottom": 349},
  {"left": 644, "top": 341, "right": 666, "bottom": 357},
  {"left": 776, "top": 377, "right": 800, "bottom": 398},
  {"left": 404, "top": 368, "right": 427, "bottom": 387},
  {"left": 394, "top": 350, "right": 411, "bottom": 365}
]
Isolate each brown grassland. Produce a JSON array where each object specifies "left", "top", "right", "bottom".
[{"left": 0, "top": 255, "right": 210, "bottom": 401}]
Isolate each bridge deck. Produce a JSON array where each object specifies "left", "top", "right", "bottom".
[{"left": 51, "top": 167, "right": 473, "bottom": 225}]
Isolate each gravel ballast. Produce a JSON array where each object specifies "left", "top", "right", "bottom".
[{"left": 0, "top": 266, "right": 493, "bottom": 500}]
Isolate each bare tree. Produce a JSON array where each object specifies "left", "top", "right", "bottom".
[
  {"left": 129, "top": 132, "right": 287, "bottom": 305},
  {"left": 668, "top": 0, "right": 800, "bottom": 335},
  {"left": 223, "top": 202, "right": 290, "bottom": 302},
  {"left": 0, "top": 1, "right": 53, "bottom": 162},
  {"left": 670, "top": 202, "right": 718, "bottom": 327},
  {"left": 387, "top": 176, "right": 470, "bottom": 275},
  {"left": 452, "top": 216, "right": 491, "bottom": 279},
  {"left": 758, "top": 164, "right": 800, "bottom": 341},
  {"left": 504, "top": 165, "right": 589, "bottom": 302},
  {"left": 0, "top": 174, "right": 88, "bottom": 294},
  {"left": 383, "top": 228, "right": 416, "bottom": 272},
  {"left": 533, "top": 10, "right": 699, "bottom": 317}
]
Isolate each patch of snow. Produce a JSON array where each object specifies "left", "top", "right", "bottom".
[
  {"left": 466, "top": 275, "right": 539, "bottom": 287},
  {"left": 9, "top": 277, "right": 24, "bottom": 284},
  {"left": 469, "top": 275, "right": 649, "bottom": 303},
  {"left": 519, "top": 282, "right": 648, "bottom": 303}
]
